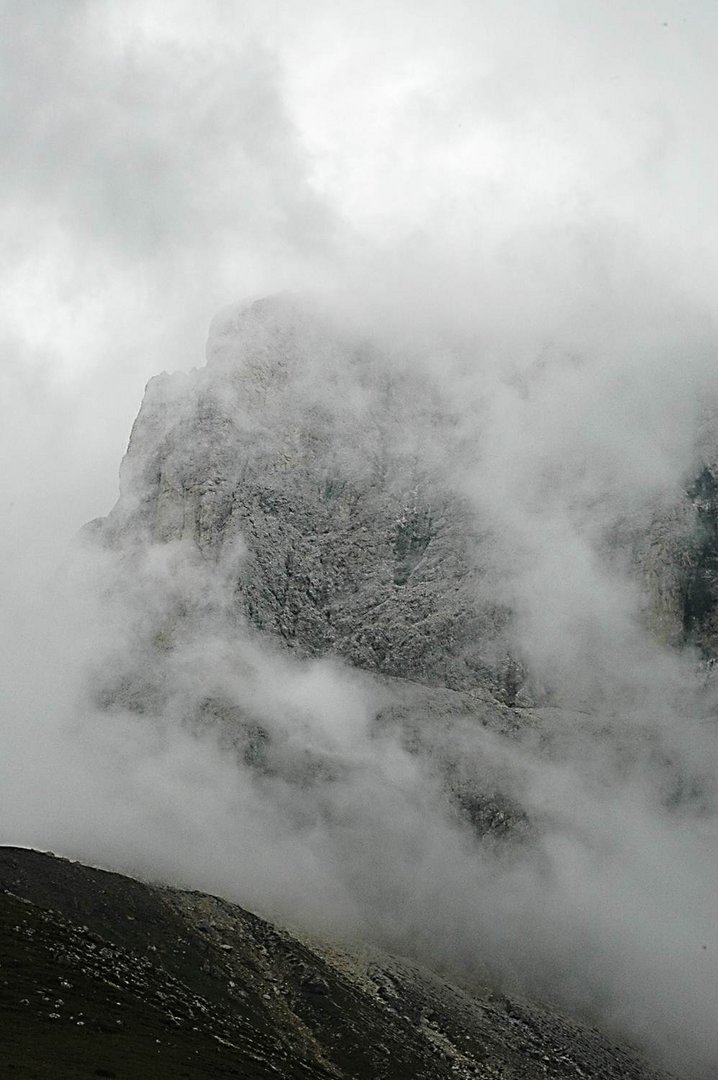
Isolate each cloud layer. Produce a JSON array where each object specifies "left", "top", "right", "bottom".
[{"left": 2, "top": 3, "right": 718, "bottom": 1078}]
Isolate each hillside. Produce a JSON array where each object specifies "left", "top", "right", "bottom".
[{"left": 0, "top": 847, "right": 673, "bottom": 1080}]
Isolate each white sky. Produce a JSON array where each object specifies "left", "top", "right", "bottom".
[{"left": 2, "top": 0, "right": 718, "bottom": 584}]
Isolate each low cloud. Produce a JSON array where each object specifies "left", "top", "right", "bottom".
[{"left": 2, "top": 3, "right": 718, "bottom": 1078}]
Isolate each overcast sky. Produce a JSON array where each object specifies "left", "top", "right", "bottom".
[{"left": 2, "top": 0, "right": 718, "bottom": 586}]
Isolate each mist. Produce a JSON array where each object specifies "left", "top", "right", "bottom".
[{"left": 2, "top": 3, "right": 718, "bottom": 1078}]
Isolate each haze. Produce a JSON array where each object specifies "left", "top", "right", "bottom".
[{"left": 2, "top": 4, "right": 718, "bottom": 1078}]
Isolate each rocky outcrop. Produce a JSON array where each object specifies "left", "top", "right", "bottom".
[
  {"left": 93, "top": 295, "right": 718, "bottom": 693},
  {"left": 0, "top": 847, "right": 674, "bottom": 1080},
  {"left": 93, "top": 295, "right": 517, "bottom": 698},
  {"left": 633, "top": 465, "right": 718, "bottom": 659}
]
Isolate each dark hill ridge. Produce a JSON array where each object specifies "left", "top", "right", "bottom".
[{"left": 0, "top": 847, "right": 673, "bottom": 1080}]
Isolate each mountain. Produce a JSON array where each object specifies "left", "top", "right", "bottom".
[
  {"left": 90, "top": 294, "right": 521, "bottom": 699},
  {"left": 0, "top": 846, "right": 673, "bottom": 1080},
  {"left": 86, "top": 294, "right": 718, "bottom": 696},
  {"left": 44, "top": 294, "right": 717, "bottom": 1080}
]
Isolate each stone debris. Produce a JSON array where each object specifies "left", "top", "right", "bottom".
[{"left": 1, "top": 848, "right": 675, "bottom": 1080}]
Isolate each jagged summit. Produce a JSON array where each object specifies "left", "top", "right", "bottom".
[
  {"left": 205, "top": 292, "right": 330, "bottom": 370},
  {"left": 98, "top": 293, "right": 516, "bottom": 696},
  {"left": 97, "top": 295, "right": 718, "bottom": 695}
]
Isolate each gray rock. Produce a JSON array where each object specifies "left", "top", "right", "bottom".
[{"left": 96, "top": 294, "right": 519, "bottom": 697}]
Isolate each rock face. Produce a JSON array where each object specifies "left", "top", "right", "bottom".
[
  {"left": 624, "top": 463, "right": 718, "bottom": 663},
  {"left": 78, "top": 293, "right": 537, "bottom": 856},
  {"left": 0, "top": 847, "right": 674, "bottom": 1080},
  {"left": 92, "top": 295, "right": 718, "bottom": 694},
  {"left": 95, "top": 295, "right": 517, "bottom": 698}
]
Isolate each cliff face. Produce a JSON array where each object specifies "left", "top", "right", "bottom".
[
  {"left": 96, "top": 294, "right": 518, "bottom": 698},
  {"left": 91, "top": 294, "right": 718, "bottom": 712},
  {"left": 81, "top": 294, "right": 539, "bottom": 850},
  {"left": 80, "top": 293, "right": 718, "bottom": 854},
  {"left": 629, "top": 465, "right": 718, "bottom": 659}
]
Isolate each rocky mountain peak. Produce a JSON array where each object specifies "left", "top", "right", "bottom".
[{"left": 98, "top": 294, "right": 516, "bottom": 696}]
